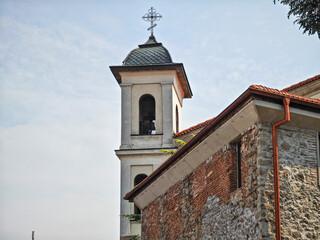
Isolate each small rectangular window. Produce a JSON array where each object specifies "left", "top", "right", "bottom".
[
  {"left": 318, "top": 133, "right": 320, "bottom": 187},
  {"left": 237, "top": 142, "right": 242, "bottom": 188}
]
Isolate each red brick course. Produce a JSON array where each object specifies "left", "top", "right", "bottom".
[
  {"left": 144, "top": 199, "right": 160, "bottom": 240},
  {"left": 141, "top": 128, "right": 258, "bottom": 239},
  {"left": 163, "top": 182, "right": 182, "bottom": 240}
]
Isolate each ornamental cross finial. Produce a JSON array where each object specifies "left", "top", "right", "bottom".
[{"left": 142, "top": 7, "right": 162, "bottom": 36}]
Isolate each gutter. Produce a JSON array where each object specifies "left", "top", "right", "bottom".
[{"left": 272, "top": 97, "right": 290, "bottom": 240}]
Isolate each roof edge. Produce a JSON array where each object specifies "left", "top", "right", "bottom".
[
  {"left": 124, "top": 88, "right": 253, "bottom": 201},
  {"left": 282, "top": 74, "right": 320, "bottom": 92},
  {"left": 174, "top": 118, "right": 214, "bottom": 137},
  {"left": 124, "top": 85, "right": 320, "bottom": 202},
  {"left": 109, "top": 63, "right": 193, "bottom": 98}
]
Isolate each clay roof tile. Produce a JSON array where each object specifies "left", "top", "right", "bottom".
[
  {"left": 250, "top": 85, "right": 320, "bottom": 104},
  {"left": 124, "top": 84, "right": 320, "bottom": 202},
  {"left": 282, "top": 74, "right": 320, "bottom": 92},
  {"left": 174, "top": 118, "right": 214, "bottom": 137}
]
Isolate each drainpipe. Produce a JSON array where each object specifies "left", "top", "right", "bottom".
[{"left": 272, "top": 97, "right": 290, "bottom": 240}]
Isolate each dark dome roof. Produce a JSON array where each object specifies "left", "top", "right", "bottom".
[{"left": 123, "top": 35, "right": 173, "bottom": 66}]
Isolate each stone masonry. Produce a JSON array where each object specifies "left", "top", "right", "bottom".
[
  {"left": 140, "top": 123, "right": 320, "bottom": 239},
  {"left": 258, "top": 125, "right": 320, "bottom": 239},
  {"left": 141, "top": 125, "right": 260, "bottom": 239}
]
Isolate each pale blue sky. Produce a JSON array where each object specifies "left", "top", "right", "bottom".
[{"left": 0, "top": 1, "right": 319, "bottom": 239}]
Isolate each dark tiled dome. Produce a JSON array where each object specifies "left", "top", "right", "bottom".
[{"left": 123, "top": 35, "right": 173, "bottom": 66}]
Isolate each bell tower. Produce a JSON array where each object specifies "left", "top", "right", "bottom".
[{"left": 110, "top": 7, "right": 192, "bottom": 239}]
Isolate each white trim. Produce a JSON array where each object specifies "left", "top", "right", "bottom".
[
  {"left": 253, "top": 99, "right": 320, "bottom": 119},
  {"left": 133, "top": 100, "right": 320, "bottom": 209},
  {"left": 134, "top": 101, "right": 258, "bottom": 209}
]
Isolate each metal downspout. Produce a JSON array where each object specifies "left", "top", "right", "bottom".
[{"left": 272, "top": 97, "right": 290, "bottom": 240}]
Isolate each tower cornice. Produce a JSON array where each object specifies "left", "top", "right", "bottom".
[{"left": 109, "top": 63, "right": 193, "bottom": 98}]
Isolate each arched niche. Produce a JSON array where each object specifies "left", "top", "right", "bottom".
[{"left": 133, "top": 174, "right": 148, "bottom": 215}]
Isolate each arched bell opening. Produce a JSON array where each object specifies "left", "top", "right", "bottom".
[{"left": 139, "top": 94, "right": 156, "bottom": 135}]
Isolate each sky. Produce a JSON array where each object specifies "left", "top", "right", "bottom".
[{"left": 0, "top": 1, "right": 319, "bottom": 239}]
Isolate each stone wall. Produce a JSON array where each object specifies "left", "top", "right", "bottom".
[
  {"left": 140, "top": 124, "right": 320, "bottom": 240},
  {"left": 141, "top": 125, "right": 261, "bottom": 240},
  {"left": 201, "top": 195, "right": 259, "bottom": 239},
  {"left": 258, "top": 125, "right": 320, "bottom": 239}
]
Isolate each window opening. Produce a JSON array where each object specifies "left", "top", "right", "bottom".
[
  {"left": 134, "top": 174, "right": 148, "bottom": 215},
  {"left": 318, "top": 133, "right": 320, "bottom": 187},
  {"left": 176, "top": 105, "right": 179, "bottom": 133},
  {"left": 139, "top": 95, "right": 155, "bottom": 135},
  {"left": 237, "top": 142, "right": 242, "bottom": 188}
]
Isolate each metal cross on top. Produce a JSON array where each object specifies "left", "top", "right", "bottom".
[{"left": 142, "top": 7, "right": 162, "bottom": 36}]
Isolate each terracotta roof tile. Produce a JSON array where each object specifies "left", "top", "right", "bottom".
[
  {"left": 250, "top": 85, "right": 320, "bottom": 105},
  {"left": 174, "top": 118, "right": 214, "bottom": 137},
  {"left": 282, "top": 74, "right": 320, "bottom": 92},
  {"left": 124, "top": 84, "right": 320, "bottom": 202}
]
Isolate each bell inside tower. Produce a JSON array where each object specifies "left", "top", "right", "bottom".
[{"left": 139, "top": 94, "right": 156, "bottom": 135}]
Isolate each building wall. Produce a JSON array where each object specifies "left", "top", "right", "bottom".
[
  {"left": 141, "top": 125, "right": 260, "bottom": 240},
  {"left": 287, "top": 79, "right": 320, "bottom": 99},
  {"left": 258, "top": 125, "right": 320, "bottom": 239},
  {"left": 118, "top": 70, "right": 186, "bottom": 238},
  {"left": 131, "top": 83, "right": 163, "bottom": 135},
  {"left": 118, "top": 152, "right": 170, "bottom": 237},
  {"left": 172, "top": 86, "right": 182, "bottom": 134},
  {"left": 121, "top": 70, "right": 184, "bottom": 137},
  {"left": 140, "top": 124, "right": 320, "bottom": 240}
]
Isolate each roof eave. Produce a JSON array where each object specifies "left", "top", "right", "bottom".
[
  {"left": 123, "top": 86, "right": 320, "bottom": 202},
  {"left": 123, "top": 88, "right": 253, "bottom": 202},
  {"left": 109, "top": 63, "right": 193, "bottom": 98},
  {"left": 282, "top": 74, "right": 320, "bottom": 92}
]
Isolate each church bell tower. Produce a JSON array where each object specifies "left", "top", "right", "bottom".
[{"left": 110, "top": 7, "right": 192, "bottom": 239}]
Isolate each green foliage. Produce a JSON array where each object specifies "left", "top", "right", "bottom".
[
  {"left": 160, "top": 138, "right": 188, "bottom": 155},
  {"left": 159, "top": 149, "right": 176, "bottom": 154},
  {"left": 121, "top": 213, "right": 141, "bottom": 223},
  {"left": 174, "top": 138, "right": 187, "bottom": 146},
  {"left": 129, "top": 235, "right": 139, "bottom": 240},
  {"left": 274, "top": 0, "right": 320, "bottom": 38},
  {"left": 120, "top": 215, "right": 141, "bottom": 239}
]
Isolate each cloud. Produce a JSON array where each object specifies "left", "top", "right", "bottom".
[
  {"left": 0, "top": 15, "right": 123, "bottom": 126},
  {"left": 0, "top": 120, "right": 120, "bottom": 240},
  {"left": 0, "top": 12, "right": 122, "bottom": 240},
  {"left": 1, "top": 1, "right": 319, "bottom": 239}
]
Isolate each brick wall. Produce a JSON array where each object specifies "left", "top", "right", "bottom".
[
  {"left": 140, "top": 124, "right": 320, "bottom": 239},
  {"left": 141, "top": 125, "right": 260, "bottom": 239}
]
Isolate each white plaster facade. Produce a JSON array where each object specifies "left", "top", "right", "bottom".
[
  {"left": 119, "top": 71, "right": 184, "bottom": 150},
  {"left": 114, "top": 70, "right": 190, "bottom": 238},
  {"left": 131, "top": 99, "right": 320, "bottom": 210}
]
